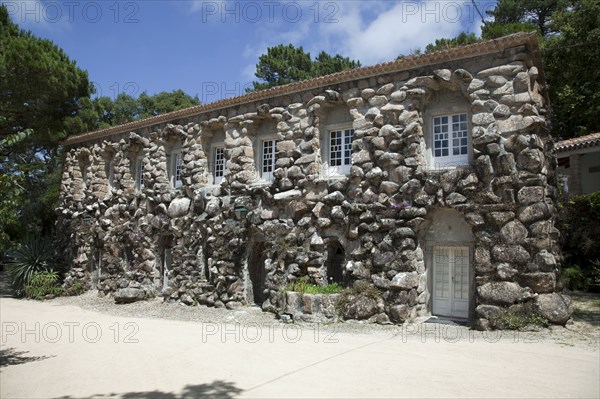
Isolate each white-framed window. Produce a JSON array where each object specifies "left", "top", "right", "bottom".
[
  {"left": 328, "top": 128, "right": 354, "bottom": 175},
  {"left": 213, "top": 146, "right": 225, "bottom": 185},
  {"left": 170, "top": 150, "right": 183, "bottom": 189},
  {"left": 260, "top": 139, "right": 276, "bottom": 181},
  {"left": 135, "top": 156, "right": 145, "bottom": 191},
  {"left": 432, "top": 113, "right": 469, "bottom": 168}
]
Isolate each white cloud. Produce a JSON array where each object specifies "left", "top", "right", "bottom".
[
  {"left": 2, "top": 0, "right": 72, "bottom": 32},
  {"left": 242, "top": 61, "right": 257, "bottom": 82},
  {"left": 239, "top": 15, "right": 313, "bottom": 80},
  {"left": 318, "top": 0, "right": 476, "bottom": 65},
  {"left": 229, "top": 0, "right": 487, "bottom": 81}
]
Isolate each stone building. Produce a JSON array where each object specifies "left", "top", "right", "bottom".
[
  {"left": 57, "top": 33, "right": 573, "bottom": 328},
  {"left": 555, "top": 132, "right": 600, "bottom": 197}
]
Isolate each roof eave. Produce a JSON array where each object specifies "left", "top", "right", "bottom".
[{"left": 62, "top": 32, "right": 542, "bottom": 147}]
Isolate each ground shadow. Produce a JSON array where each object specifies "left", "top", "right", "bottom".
[
  {"left": 54, "top": 381, "right": 243, "bottom": 399},
  {"left": 0, "top": 347, "right": 54, "bottom": 368},
  {"left": 570, "top": 291, "right": 600, "bottom": 326},
  {"left": 572, "top": 307, "right": 600, "bottom": 326},
  {"left": 573, "top": 308, "right": 600, "bottom": 325}
]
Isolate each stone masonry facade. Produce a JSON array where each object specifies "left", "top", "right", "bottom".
[{"left": 57, "top": 34, "right": 573, "bottom": 329}]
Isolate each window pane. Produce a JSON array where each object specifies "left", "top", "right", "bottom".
[
  {"left": 174, "top": 153, "right": 183, "bottom": 187},
  {"left": 137, "top": 157, "right": 144, "bottom": 189},
  {"left": 330, "top": 131, "right": 343, "bottom": 167},
  {"left": 433, "top": 112, "right": 469, "bottom": 165},
  {"left": 214, "top": 148, "right": 224, "bottom": 178},
  {"left": 343, "top": 129, "right": 353, "bottom": 166},
  {"left": 262, "top": 140, "right": 275, "bottom": 173}
]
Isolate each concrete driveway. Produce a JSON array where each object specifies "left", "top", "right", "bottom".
[{"left": 1, "top": 297, "right": 598, "bottom": 399}]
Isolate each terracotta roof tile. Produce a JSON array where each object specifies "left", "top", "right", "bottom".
[
  {"left": 63, "top": 32, "right": 541, "bottom": 146},
  {"left": 554, "top": 132, "right": 600, "bottom": 153}
]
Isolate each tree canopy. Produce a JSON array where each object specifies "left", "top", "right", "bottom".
[
  {"left": 480, "top": 0, "right": 599, "bottom": 138},
  {"left": 0, "top": 6, "right": 91, "bottom": 152},
  {"left": 542, "top": 0, "right": 600, "bottom": 138},
  {"left": 0, "top": 5, "right": 199, "bottom": 258},
  {"left": 0, "top": 5, "right": 92, "bottom": 254},
  {"left": 424, "top": 32, "right": 480, "bottom": 53},
  {"left": 248, "top": 44, "right": 360, "bottom": 91},
  {"left": 482, "top": 0, "right": 560, "bottom": 38}
]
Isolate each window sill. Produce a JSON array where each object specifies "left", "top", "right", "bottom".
[
  {"left": 249, "top": 180, "right": 273, "bottom": 188},
  {"left": 425, "top": 163, "right": 472, "bottom": 173},
  {"left": 315, "top": 174, "right": 349, "bottom": 183}
]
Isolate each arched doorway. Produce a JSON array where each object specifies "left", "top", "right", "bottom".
[
  {"left": 157, "top": 236, "right": 173, "bottom": 291},
  {"left": 247, "top": 241, "right": 267, "bottom": 304},
  {"left": 89, "top": 249, "right": 102, "bottom": 289},
  {"left": 421, "top": 208, "right": 474, "bottom": 320},
  {"left": 325, "top": 239, "right": 345, "bottom": 284}
]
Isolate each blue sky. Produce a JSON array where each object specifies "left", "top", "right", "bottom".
[{"left": 3, "top": 0, "right": 497, "bottom": 104}]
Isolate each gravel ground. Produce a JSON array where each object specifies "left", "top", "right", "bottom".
[
  {"left": 4, "top": 295, "right": 598, "bottom": 399},
  {"left": 48, "top": 289, "right": 600, "bottom": 349}
]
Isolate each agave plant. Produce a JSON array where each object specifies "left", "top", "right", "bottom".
[{"left": 7, "top": 236, "right": 55, "bottom": 296}]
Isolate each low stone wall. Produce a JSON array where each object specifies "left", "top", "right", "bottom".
[{"left": 282, "top": 291, "right": 340, "bottom": 322}]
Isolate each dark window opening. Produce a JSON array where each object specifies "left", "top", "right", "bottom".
[
  {"left": 89, "top": 249, "right": 101, "bottom": 288},
  {"left": 203, "top": 243, "right": 210, "bottom": 281},
  {"left": 124, "top": 246, "right": 135, "bottom": 270},
  {"left": 326, "top": 241, "right": 345, "bottom": 284},
  {"left": 557, "top": 156, "right": 570, "bottom": 168},
  {"left": 248, "top": 242, "right": 267, "bottom": 304}
]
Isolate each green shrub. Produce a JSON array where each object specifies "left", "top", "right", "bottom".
[
  {"left": 23, "top": 270, "right": 64, "bottom": 300},
  {"left": 285, "top": 276, "right": 343, "bottom": 294},
  {"left": 7, "top": 236, "right": 55, "bottom": 296},
  {"left": 557, "top": 191, "right": 600, "bottom": 292},
  {"left": 64, "top": 280, "right": 86, "bottom": 296},
  {"left": 562, "top": 265, "right": 590, "bottom": 291},
  {"left": 489, "top": 308, "right": 548, "bottom": 330},
  {"left": 591, "top": 260, "right": 600, "bottom": 287}
]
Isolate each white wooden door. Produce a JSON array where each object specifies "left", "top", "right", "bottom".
[{"left": 432, "top": 246, "right": 469, "bottom": 319}]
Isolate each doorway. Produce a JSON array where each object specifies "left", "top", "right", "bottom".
[
  {"left": 247, "top": 242, "right": 267, "bottom": 304},
  {"left": 89, "top": 249, "right": 101, "bottom": 289},
  {"left": 161, "top": 248, "right": 172, "bottom": 291},
  {"left": 432, "top": 246, "right": 469, "bottom": 319},
  {"left": 420, "top": 207, "right": 474, "bottom": 321},
  {"left": 326, "top": 240, "right": 345, "bottom": 284}
]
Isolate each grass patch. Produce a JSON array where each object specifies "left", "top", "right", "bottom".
[
  {"left": 489, "top": 308, "right": 549, "bottom": 330},
  {"left": 285, "top": 276, "right": 343, "bottom": 294}
]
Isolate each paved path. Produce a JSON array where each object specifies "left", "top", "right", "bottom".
[{"left": 1, "top": 297, "right": 598, "bottom": 399}]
